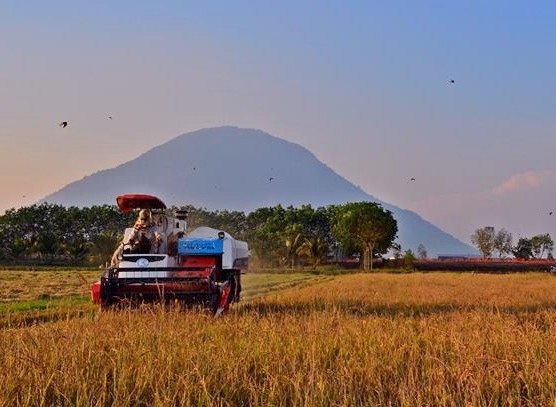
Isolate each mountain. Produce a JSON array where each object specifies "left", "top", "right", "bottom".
[{"left": 42, "top": 126, "right": 474, "bottom": 256}]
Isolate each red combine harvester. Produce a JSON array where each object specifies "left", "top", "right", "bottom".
[{"left": 91, "top": 194, "right": 248, "bottom": 315}]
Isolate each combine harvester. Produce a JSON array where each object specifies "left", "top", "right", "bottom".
[{"left": 91, "top": 194, "right": 248, "bottom": 315}]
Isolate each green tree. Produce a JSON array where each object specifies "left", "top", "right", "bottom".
[
  {"left": 391, "top": 242, "right": 402, "bottom": 260},
  {"left": 80, "top": 205, "right": 134, "bottom": 240},
  {"left": 0, "top": 203, "right": 134, "bottom": 265},
  {"left": 90, "top": 230, "right": 122, "bottom": 266},
  {"left": 244, "top": 204, "right": 334, "bottom": 268},
  {"left": 298, "top": 236, "right": 329, "bottom": 270},
  {"left": 493, "top": 228, "right": 513, "bottom": 258},
  {"left": 513, "top": 238, "right": 533, "bottom": 260},
  {"left": 530, "top": 234, "right": 554, "bottom": 259},
  {"left": 283, "top": 224, "right": 304, "bottom": 269},
  {"left": 404, "top": 249, "right": 416, "bottom": 269},
  {"left": 416, "top": 243, "right": 427, "bottom": 259},
  {"left": 331, "top": 202, "right": 397, "bottom": 271},
  {"left": 245, "top": 206, "right": 288, "bottom": 267},
  {"left": 63, "top": 237, "right": 90, "bottom": 265},
  {"left": 180, "top": 206, "right": 247, "bottom": 240},
  {"left": 290, "top": 205, "right": 334, "bottom": 265},
  {"left": 34, "top": 231, "right": 61, "bottom": 263},
  {"left": 3, "top": 237, "right": 29, "bottom": 260},
  {"left": 471, "top": 227, "right": 496, "bottom": 258}
]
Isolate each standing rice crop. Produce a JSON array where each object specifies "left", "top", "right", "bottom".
[{"left": 1, "top": 272, "right": 556, "bottom": 406}]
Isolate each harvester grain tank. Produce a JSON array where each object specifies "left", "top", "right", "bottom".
[{"left": 91, "top": 194, "right": 248, "bottom": 314}]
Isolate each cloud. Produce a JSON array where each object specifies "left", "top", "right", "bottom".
[
  {"left": 412, "top": 170, "right": 553, "bottom": 217},
  {"left": 493, "top": 170, "right": 552, "bottom": 195}
]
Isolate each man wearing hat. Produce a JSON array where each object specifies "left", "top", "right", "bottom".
[{"left": 126, "top": 209, "right": 164, "bottom": 254}]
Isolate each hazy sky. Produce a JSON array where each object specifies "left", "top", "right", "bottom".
[{"left": 2, "top": 1, "right": 555, "bottom": 245}]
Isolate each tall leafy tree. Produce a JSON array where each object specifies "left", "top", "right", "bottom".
[
  {"left": 530, "top": 234, "right": 554, "bottom": 259},
  {"left": 0, "top": 203, "right": 67, "bottom": 261},
  {"left": 2, "top": 238, "right": 28, "bottom": 260},
  {"left": 513, "top": 238, "right": 533, "bottom": 260},
  {"left": 390, "top": 242, "right": 402, "bottom": 260},
  {"left": 63, "top": 236, "right": 90, "bottom": 265},
  {"left": 243, "top": 204, "right": 334, "bottom": 268},
  {"left": 493, "top": 228, "right": 513, "bottom": 258},
  {"left": 90, "top": 230, "right": 121, "bottom": 266},
  {"left": 281, "top": 205, "right": 333, "bottom": 268},
  {"left": 331, "top": 202, "right": 397, "bottom": 271},
  {"left": 298, "top": 236, "right": 330, "bottom": 270},
  {"left": 471, "top": 227, "right": 496, "bottom": 258},
  {"left": 245, "top": 205, "right": 288, "bottom": 267},
  {"left": 0, "top": 203, "right": 133, "bottom": 264},
  {"left": 34, "top": 231, "right": 61, "bottom": 263},
  {"left": 416, "top": 243, "right": 428, "bottom": 259},
  {"left": 81, "top": 205, "right": 133, "bottom": 240},
  {"left": 179, "top": 205, "right": 247, "bottom": 240},
  {"left": 283, "top": 223, "right": 304, "bottom": 269},
  {"left": 404, "top": 249, "right": 416, "bottom": 269}
]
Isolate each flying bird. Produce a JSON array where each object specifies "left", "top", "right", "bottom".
[
  {"left": 108, "top": 116, "right": 113, "bottom": 120},
  {"left": 410, "top": 177, "right": 416, "bottom": 181},
  {"left": 449, "top": 79, "right": 455, "bottom": 84},
  {"left": 269, "top": 177, "right": 274, "bottom": 182},
  {"left": 550, "top": 211, "right": 553, "bottom": 216},
  {"left": 59, "top": 121, "right": 68, "bottom": 128}
]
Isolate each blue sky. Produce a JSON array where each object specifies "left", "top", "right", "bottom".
[{"left": 1, "top": 1, "right": 556, "bottom": 245}]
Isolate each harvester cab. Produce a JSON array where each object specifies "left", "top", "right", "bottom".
[{"left": 91, "top": 194, "right": 248, "bottom": 315}]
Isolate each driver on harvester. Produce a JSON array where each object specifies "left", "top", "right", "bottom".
[
  {"left": 126, "top": 209, "right": 163, "bottom": 254},
  {"left": 109, "top": 209, "right": 168, "bottom": 267}
]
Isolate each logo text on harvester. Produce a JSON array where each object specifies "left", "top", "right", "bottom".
[
  {"left": 185, "top": 241, "right": 217, "bottom": 251},
  {"left": 178, "top": 238, "right": 224, "bottom": 255}
]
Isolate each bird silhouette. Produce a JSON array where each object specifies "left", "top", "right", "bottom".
[
  {"left": 410, "top": 177, "right": 416, "bottom": 181},
  {"left": 550, "top": 211, "right": 553, "bottom": 216},
  {"left": 59, "top": 121, "right": 68, "bottom": 128},
  {"left": 449, "top": 79, "right": 455, "bottom": 84},
  {"left": 269, "top": 177, "right": 274, "bottom": 182},
  {"left": 108, "top": 116, "right": 113, "bottom": 120}
]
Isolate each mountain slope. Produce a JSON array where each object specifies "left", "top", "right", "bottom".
[{"left": 42, "top": 126, "right": 474, "bottom": 255}]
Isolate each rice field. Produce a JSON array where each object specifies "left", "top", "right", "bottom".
[
  {"left": 0, "top": 270, "right": 326, "bottom": 328},
  {"left": 0, "top": 270, "right": 99, "bottom": 302},
  {"left": 1, "top": 272, "right": 556, "bottom": 405}
]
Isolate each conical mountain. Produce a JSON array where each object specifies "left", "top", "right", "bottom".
[{"left": 42, "top": 126, "right": 474, "bottom": 256}]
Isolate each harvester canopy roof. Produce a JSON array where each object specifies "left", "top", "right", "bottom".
[{"left": 116, "top": 194, "right": 167, "bottom": 213}]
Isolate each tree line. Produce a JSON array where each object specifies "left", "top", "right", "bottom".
[
  {"left": 471, "top": 226, "right": 554, "bottom": 259},
  {"left": 0, "top": 201, "right": 397, "bottom": 270}
]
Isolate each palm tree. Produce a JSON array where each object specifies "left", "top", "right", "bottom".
[
  {"left": 34, "top": 231, "right": 61, "bottom": 264},
  {"left": 298, "top": 236, "right": 329, "bottom": 270},
  {"left": 90, "top": 230, "right": 122, "bottom": 266},
  {"left": 63, "top": 237, "right": 90, "bottom": 265},
  {"left": 283, "top": 224, "right": 304, "bottom": 269}
]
